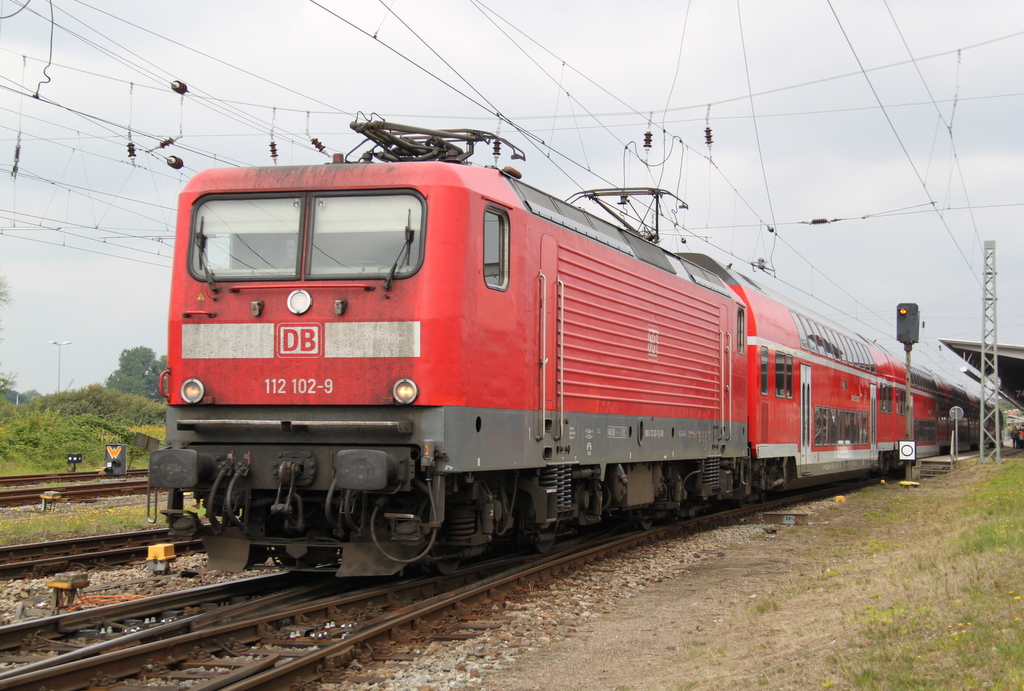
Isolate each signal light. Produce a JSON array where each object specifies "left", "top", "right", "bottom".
[{"left": 896, "top": 303, "right": 919, "bottom": 344}]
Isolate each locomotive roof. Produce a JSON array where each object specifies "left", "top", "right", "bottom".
[{"left": 502, "top": 175, "right": 734, "bottom": 300}]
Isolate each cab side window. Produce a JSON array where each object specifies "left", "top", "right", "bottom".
[
  {"left": 736, "top": 307, "right": 746, "bottom": 354},
  {"left": 761, "top": 346, "right": 770, "bottom": 396},
  {"left": 483, "top": 207, "right": 509, "bottom": 291}
]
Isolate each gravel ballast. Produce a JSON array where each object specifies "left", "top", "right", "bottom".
[{"left": 0, "top": 496, "right": 843, "bottom": 689}]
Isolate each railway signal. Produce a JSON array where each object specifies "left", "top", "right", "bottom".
[
  {"left": 896, "top": 303, "right": 919, "bottom": 479},
  {"left": 66, "top": 453, "right": 82, "bottom": 472},
  {"left": 896, "top": 303, "right": 920, "bottom": 345},
  {"left": 104, "top": 444, "right": 128, "bottom": 476}
]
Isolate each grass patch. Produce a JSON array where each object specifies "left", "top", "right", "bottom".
[
  {"left": 0, "top": 500, "right": 156, "bottom": 545},
  {"left": 830, "top": 459, "right": 1024, "bottom": 688},
  {"left": 750, "top": 598, "right": 781, "bottom": 614}
]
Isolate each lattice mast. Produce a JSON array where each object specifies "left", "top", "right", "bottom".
[{"left": 980, "top": 240, "right": 1001, "bottom": 463}]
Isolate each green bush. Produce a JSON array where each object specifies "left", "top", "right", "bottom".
[
  {"left": 30, "top": 384, "right": 165, "bottom": 426},
  {"left": 0, "top": 386, "right": 166, "bottom": 474},
  {"left": 0, "top": 410, "right": 144, "bottom": 473}
]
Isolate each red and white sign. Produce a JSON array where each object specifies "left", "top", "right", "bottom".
[{"left": 277, "top": 323, "right": 322, "bottom": 357}]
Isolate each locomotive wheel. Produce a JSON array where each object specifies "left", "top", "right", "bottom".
[
  {"left": 631, "top": 509, "right": 655, "bottom": 530},
  {"left": 533, "top": 526, "right": 558, "bottom": 553},
  {"left": 433, "top": 557, "right": 462, "bottom": 574}
]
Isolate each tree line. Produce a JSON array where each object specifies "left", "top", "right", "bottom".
[{"left": 4, "top": 346, "right": 167, "bottom": 404}]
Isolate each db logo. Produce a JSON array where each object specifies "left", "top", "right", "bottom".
[{"left": 277, "top": 323, "right": 321, "bottom": 357}]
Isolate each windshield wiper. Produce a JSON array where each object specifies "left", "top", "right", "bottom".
[
  {"left": 194, "top": 217, "right": 220, "bottom": 294},
  {"left": 383, "top": 210, "right": 414, "bottom": 293}
]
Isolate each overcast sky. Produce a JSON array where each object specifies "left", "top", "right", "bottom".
[{"left": 1, "top": 0, "right": 1022, "bottom": 395}]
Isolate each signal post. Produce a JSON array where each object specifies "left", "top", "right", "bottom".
[{"left": 896, "top": 303, "right": 919, "bottom": 480}]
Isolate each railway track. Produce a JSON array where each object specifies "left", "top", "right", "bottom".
[
  {"left": 0, "top": 479, "right": 150, "bottom": 508},
  {"left": 0, "top": 481, "right": 859, "bottom": 690},
  {"left": 0, "top": 469, "right": 147, "bottom": 488},
  {"left": 0, "top": 529, "right": 203, "bottom": 580}
]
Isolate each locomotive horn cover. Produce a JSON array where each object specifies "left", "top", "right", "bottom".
[{"left": 334, "top": 449, "right": 399, "bottom": 491}]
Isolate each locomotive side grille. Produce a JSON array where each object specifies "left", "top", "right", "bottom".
[
  {"left": 702, "top": 457, "right": 721, "bottom": 489},
  {"left": 540, "top": 464, "right": 573, "bottom": 512},
  {"left": 555, "top": 243, "right": 724, "bottom": 411}
]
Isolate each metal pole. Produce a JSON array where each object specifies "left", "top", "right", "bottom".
[
  {"left": 905, "top": 342, "right": 913, "bottom": 480},
  {"left": 48, "top": 340, "right": 71, "bottom": 394}
]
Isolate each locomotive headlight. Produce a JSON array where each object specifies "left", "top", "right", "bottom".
[
  {"left": 181, "top": 378, "right": 205, "bottom": 404},
  {"left": 393, "top": 378, "right": 418, "bottom": 404},
  {"left": 286, "top": 289, "right": 312, "bottom": 315}
]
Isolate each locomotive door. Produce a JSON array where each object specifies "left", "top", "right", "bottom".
[
  {"left": 537, "top": 234, "right": 560, "bottom": 441},
  {"left": 799, "top": 364, "right": 813, "bottom": 470}
]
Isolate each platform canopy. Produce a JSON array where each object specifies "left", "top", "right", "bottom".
[{"left": 939, "top": 339, "right": 1024, "bottom": 407}]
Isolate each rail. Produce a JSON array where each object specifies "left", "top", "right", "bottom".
[
  {"left": 0, "top": 469, "right": 147, "bottom": 488},
  {"left": 0, "top": 480, "right": 870, "bottom": 690},
  {"left": 0, "top": 529, "right": 202, "bottom": 580},
  {"left": 0, "top": 479, "right": 150, "bottom": 508}
]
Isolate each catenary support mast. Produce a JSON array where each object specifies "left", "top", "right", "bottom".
[{"left": 980, "top": 240, "right": 1001, "bottom": 464}]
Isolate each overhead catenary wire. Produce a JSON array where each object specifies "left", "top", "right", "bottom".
[
  {"left": 882, "top": 2, "right": 985, "bottom": 268},
  {"left": 826, "top": 0, "right": 980, "bottom": 287},
  {"left": 0, "top": 2, "right": 1018, "bottom": 390}
]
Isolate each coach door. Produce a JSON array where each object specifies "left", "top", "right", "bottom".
[
  {"left": 799, "top": 364, "right": 813, "bottom": 470},
  {"left": 870, "top": 384, "right": 878, "bottom": 457}
]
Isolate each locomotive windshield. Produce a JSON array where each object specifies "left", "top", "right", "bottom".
[
  {"left": 307, "top": 193, "right": 423, "bottom": 279},
  {"left": 189, "top": 192, "right": 425, "bottom": 282},
  {"left": 192, "top": 197, "right": 301, "bottom": 279}
]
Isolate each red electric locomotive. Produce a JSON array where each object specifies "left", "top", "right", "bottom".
[{"left": 149, "top": 121, "right": 979, "bottom": 576}]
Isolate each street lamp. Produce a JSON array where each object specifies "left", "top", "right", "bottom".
[{"left": 49, "top": 340, "right": 71, "bottom": 393}]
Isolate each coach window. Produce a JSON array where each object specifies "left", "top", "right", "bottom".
[
  {"left": 761, "top": 346, "right": 769, "bottom": 396},
  {"left": 775, "top": 351, "right": 786, "bottom": 398},
  {"left": 796, "top": 314, "right": 812, "bottom": 351},
  {"left": 839, "top": 335, "right": 852, "bottom": 365},
  {"left": 785, "top": 354, "right": 794, "bottom": 398},
  {"left": 483, "top": 207, "right": 509, "bottom": 291},
  {"left": 791, "top": 312, "right": 807, "bottom": 349}
]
